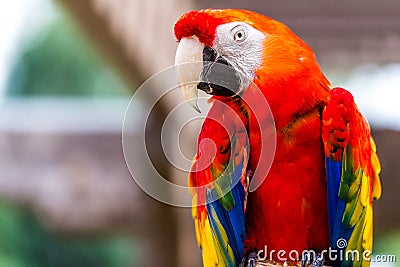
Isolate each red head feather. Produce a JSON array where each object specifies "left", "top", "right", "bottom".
[
  {"left": 174, "top": 10, "right": 223, "bottom": 46},
  {"left": 174, "top": 9, "right": 276, "bottom": 46}
]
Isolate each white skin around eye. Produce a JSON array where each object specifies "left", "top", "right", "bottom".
[{"left": 214, "top": 22, "right": 266, "bottom": 91}]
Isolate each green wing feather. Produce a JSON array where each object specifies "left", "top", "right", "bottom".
[{"left": 323, "top": 87, "right": 381, "bottom": 267}]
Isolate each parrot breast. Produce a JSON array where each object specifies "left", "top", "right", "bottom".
[{"left": 245, "top": 104, "right": 331, "bottom": 257}]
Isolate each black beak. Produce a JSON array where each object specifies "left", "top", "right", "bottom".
[{"left": 197, "top": 46, "right": 241, "bottom": 96}]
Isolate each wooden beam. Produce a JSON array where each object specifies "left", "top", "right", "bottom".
[{"left": 58, "top": 0, "right": 142, "bottom": 89}]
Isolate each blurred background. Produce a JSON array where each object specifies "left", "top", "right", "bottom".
[{"left": 0, "top": 0, "right": 399, "bottom": 267}]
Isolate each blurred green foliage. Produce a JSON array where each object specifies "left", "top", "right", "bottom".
[
  {"left": 0, "top": 202, "right": 135, "bottom": 267},
  {"left": 6, "top": 5, "right": 129, "bottom": 97},
  {"left": 375, "top": 232, "right": 400, "bottom": 265}
]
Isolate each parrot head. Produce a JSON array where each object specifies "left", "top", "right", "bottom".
[{"left": 174, "top": 9, "right": 330, "bottom": 119}]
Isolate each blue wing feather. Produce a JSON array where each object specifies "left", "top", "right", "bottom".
[
  {"left": 206, "top": 158, "right": 246, "bottom": 264},
  {"left": 326, "top": 157, "right": 353, "bottom": 250},
  {"left": 326, "top": 156, "right": 341, "bottom": 241}
]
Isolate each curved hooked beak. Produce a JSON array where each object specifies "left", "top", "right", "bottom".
[
  {"left": 175, "top": 37, "right": 204, "bottom": 113},
  {"left": 175, "top": 37, "right": 242, "bottom": 113}
]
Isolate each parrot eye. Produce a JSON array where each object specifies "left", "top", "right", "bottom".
[{"left": 233, "top": 29, "right": 246, "bottom": 43}]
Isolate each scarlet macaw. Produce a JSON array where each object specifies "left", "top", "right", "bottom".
[{"left": 174, "top": 9, "right": 381, "bottom": 267}]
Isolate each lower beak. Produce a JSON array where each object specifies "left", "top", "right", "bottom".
[{"left": 175, "top": 36, "right": 204, "bottom": 112}]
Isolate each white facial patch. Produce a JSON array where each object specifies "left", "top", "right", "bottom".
[{"left": 214, "top": 22, "right": 266, "bottom": 92}]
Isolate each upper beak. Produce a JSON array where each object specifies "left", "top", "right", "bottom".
[
  {"left": 175, "top": 37, "right": 242, "bottom": 112},
  {"left": 175, "top": 36, "right": 204, "bottom": 113}
]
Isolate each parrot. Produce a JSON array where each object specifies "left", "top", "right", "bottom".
[{"left": 173, "top": 9, "right": 382, "bottom": 267}]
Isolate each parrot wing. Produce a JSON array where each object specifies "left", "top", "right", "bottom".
[
  {"left": 322, "top": 88, "right": 382, "bottom": 267},
  {"left": 189, "top": 103, "right": 249, "bottom": 267}
]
